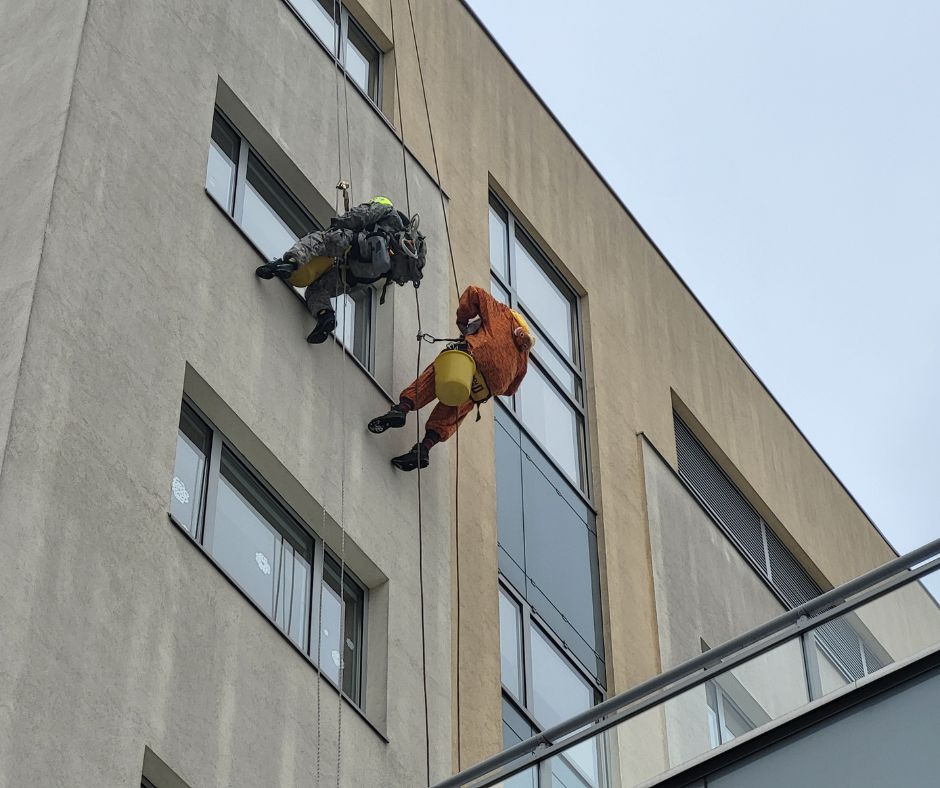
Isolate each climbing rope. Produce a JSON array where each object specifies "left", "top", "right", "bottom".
[
  {"left": 405, "top": 0, "right": 461, "bottom": 299},
  {"left": 314, "top": 3, "right": 356, "bottom": 785}
]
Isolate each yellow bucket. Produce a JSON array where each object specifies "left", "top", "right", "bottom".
[
  {"left": 434, "top": 349, "right": 476, "bottom": 406},
  {"left": 288, "top": 256, "right": 333, "bottom": 288}
]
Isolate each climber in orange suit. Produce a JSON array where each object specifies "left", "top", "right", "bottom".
[{"left": 368, "top": 285, "right": 534, "bottom": 471}]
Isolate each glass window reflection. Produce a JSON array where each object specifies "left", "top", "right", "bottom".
[
  {"left": 209, "top": 448, "right": 312, "bottom": 651},
  {"left": 499, "top": 589, "right": 524, "bottom": 701},
  {"left": 170, "top": 404, "right": 211, "bottom": 533},
  {"left": 531, "top": 626, "right": 599, "bottom": 784},
  {"left": 514, "top": 238, "right": 574, "bottom": 359},
  {"left": 518, "top": 364, "right": 580, "bottom": 482},
  {"left": 489, "top": 206, "right": 509, "bottom": 279}
]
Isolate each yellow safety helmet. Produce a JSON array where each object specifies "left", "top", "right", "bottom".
[{"left": 371, "top": 195, "right": 393, "bottom": 207}]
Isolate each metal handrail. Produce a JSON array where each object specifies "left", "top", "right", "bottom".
[{"left": 432, "top": 536, "right": 940, "bottom": 788}]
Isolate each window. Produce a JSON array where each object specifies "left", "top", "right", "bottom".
[
  {"left": 499, "top": 581, "right": 607, "bottom": 787},
  {"left": 206, "top": 109, "right": 374, "bottom": 369},
  {"left": 169, "top": 399, "right": 366, "bottom": 703},
  {"left": 287, "top": 0, "right": 382, "bottom": 104},
  {"left": 488, "top": 195, "right": 587, "bottom": 491},
  {"left": 706, "top": 682, "right": 756, "bottom": 747},
  {"left": 495, "top": 406, "right": 605, "bottom": 686},
  {"left": 674, "top": 413, "right": 884, "bottom": 686}
]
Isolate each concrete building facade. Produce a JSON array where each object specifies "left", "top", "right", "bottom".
[{"left": 1, "top": 1, "right": 932, "bottom": 786}]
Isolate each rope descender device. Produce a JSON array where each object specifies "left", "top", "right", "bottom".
[{"left": 336, "top": 180, "right": 351, "bottom": 213}]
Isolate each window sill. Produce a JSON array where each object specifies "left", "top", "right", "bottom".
[
  {"left": 205, "top": 189, "right": 395, "bottom": 406},
  {"left": 168, "top": 512, "right": 390, "bottom": 743}
]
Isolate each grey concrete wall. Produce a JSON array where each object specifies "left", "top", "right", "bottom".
[
  {"left": 0, "top": 0, "right": 88, "bottom": 475},
  {"left": 0, "top": 0, "right": 452, "bottom": 786},
  {"left": 642, "top": 439, "right": 807, "bottom": 776}
]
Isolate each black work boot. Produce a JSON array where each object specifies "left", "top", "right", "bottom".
[
  {"left": 256, "top": 257, "right": 298, "bottom": 280},
  {"left": 368, "top": 405, "right": 407, "bottom": 434},
  {"left": 391, "top": 443, "right": 430, "bottom": 472},
  {"left": 306, "top": 309, "right": 337, "bottom": 344}
]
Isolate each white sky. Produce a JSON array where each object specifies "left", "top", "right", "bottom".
[{"left": 465, "top": 0, "right": 940, "bottom": 561}]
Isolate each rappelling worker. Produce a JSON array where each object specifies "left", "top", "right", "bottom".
[
  {"left": 255, "top": 196, "right": 426, "bottom": 343},
  {"left": 368, "top": 285, "right": 534, "bottom": 471}
]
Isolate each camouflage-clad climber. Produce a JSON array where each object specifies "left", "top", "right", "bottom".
[{"left": 256, "top": 196, "right": 424, "bottom": 343}]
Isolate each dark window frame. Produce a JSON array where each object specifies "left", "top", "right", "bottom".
[
  {"left": 207, "top": 108, "right": 376, "bottom": 372},
  {"left": 488, "top": 193, "right": 590, "bottom": 493},
  {"left": 499, "top": 576, "right": 608, "bottom": 787},
  {"left": 169, "top": 397, "right": 368, "bottom": 705}
]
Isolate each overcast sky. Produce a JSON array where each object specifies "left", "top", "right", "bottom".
[{"left": 465, "top": 0, "right": 940, "bottom": 560}]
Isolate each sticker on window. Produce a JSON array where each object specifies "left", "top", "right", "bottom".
[
  {"left": 255, "top": 552, "right": 272, "bottom": 575},
  {"left": 172, "top": 477, "right": 190, "bottom": 504}
]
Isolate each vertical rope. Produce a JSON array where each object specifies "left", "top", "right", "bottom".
[
  {"left": 318, "top": 2, "right": 348, "bottom": 783},
  {"left": 405, "top": 0, "right": 460, "bottom": 298},
  {"left": 413, "top": 287, "right": 433, "bottom": 786},
  {"left": 388, "top": 0, "right": 412, "bottom": 219},
  {"left": 390, "top": 2, "right": 433, "bottom": 782},
  {"left": 335, "top": 276, "right": 350, "bottom": 788},
  {"left": 404, "top": 0, "right": 467, "bottom": 776}
]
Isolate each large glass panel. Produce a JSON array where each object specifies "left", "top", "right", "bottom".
[
  {"left": 518, "top": 363, "right": 580, "bottom": 483},
  {"left": 345, "top": 20, "right": 380, "bottom": 101},
  {"left": 292, "top": 0, "right": 338, "bottom": 52},
  {"left": 527, "top": 322, "right": 577, "bottom": 397},
  {"left": 499, "top": 588, "right": 524, "bottom": 701},
  {"left": 491, "top": 276, "right": 510, "bottom": 305},
  {"left": 170, "top": 404, "right": 211, "bottom": 533},
  {"left": 318, "top": 579, "right": 343, "bottom": 686},
  {"left": 206, "top": 113, "right": 239, "bottom": 212},
  {"left": 531, "top": 626, "right": 598, "bottom": 784},
  {"left": 522, "top": 445, "right": 602, "bottom": 681},
  {"left": 809, "top": 569, "right": 940, "bottom": 703},
  {"left": 514, "top": 236, "right": 574, "bottom": 359},
  {"left": 323, "top": 554, "right": 365, "bottom": 703},
  {"left": 208, "top": 448, "right": 313, "bottom": 649},
  {"left": 241, "top": 152, "right": 314, "bottom": 260},
  {"left": 495, "top": 415, "right": 527, "bottom": 593},
  {"left": 661, "top": 639, "right": 804, "bottom": 771},
  {"left": 489, "top": 205, "right": 509, "bottom": 279}
]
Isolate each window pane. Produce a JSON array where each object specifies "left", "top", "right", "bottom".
[
  {"left": 330, "top": 286, "right": 372, "bottom": 368},
  {"left": 206, "top": 140, "right": 236, "bottom": 213},
  {"left": 241, "top": 153, "right": 314, "bottom": 260},
  {"left": 209, "top": 448, "right": 312, "bottom": 650},
  {"left": 489, "top": 205, "right": 509, "bottom": 279},
  {"left": 531, "top": 626, "right": 598, "bottom": 783},
  {"left": 345, "top": 21, "right": 379, "bottom": 101},
  {"left": 502, "top": 697, "right": 537, "bottom": 788},
  {"left": 491, "top": 276, "right": 510, "bottom": 305},
  {"left": 211, "top": 112, "right": 240, "bottom": 161},
  {"left": 521, "top": 441, "right": 603, "bottom": 682},
  {"left": 514, "top": 237, "right": 574, "bottom": 359},
  {"left": 517, "top": 363, "right": 580, "bottom": 483},
  {"left": 499, "top": 588, "right": 524, "bottom": 701},
  {"left": 323, "top": 554, "right": 365, "bottom": 703},
  {"left": 527, "top": 319, "right": 577, "bottom": 397},
  {"left": 170, "top": 404, "right": 211, "bottom": 533},
  {"left": 318, "top": 579, "right": 343, "bottom": 686},
  {"left": 292, "top": 0, "right": 338, "bottom": 53}
]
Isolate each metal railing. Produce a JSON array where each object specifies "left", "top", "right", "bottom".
[{"left": 433, "top": 537, "right": 940, "bottom": 788}]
